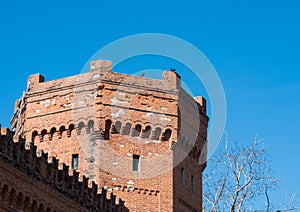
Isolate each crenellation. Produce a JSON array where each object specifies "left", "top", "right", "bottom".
[
  {"left": 6, "top": 59, "right": 208, "bottom": 211},
  {"left": 27, "top": 73, "right": 45, "bottom": 91},
  {"left": 90, "top": 60, "right": 112, "bottom": 72},
  {"left": 0, "top": 125, "right": 129, "bottom": 211},
  {"left": 162, "top": 70, "right": 181, "bottom": 89}
]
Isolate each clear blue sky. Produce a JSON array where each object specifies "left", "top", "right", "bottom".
[{"left": 0, "top": 0, "right": 299, "bottom": 207}]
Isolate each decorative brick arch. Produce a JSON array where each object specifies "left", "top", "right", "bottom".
[
  {"left": 32, "top": 130, "right": 38, "bottom": 143},
  {"left": 41, "top": 129, "right": 47, "bottom": 142}
]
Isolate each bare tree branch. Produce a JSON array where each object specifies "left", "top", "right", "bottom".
[{"left": 203, "top": 134, "right": 287, "bottom": 211}]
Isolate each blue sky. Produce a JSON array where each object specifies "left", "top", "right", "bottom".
[{"left": 0, "top": 0, "right": 299, "bottom": 208}]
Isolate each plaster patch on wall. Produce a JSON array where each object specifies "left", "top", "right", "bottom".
[
  {"left": 111, "top": 109, "right": 125, "bottom": 118},
  {"left": 160, "top": 117, "right": 171, "bottom": 121},
  {"left": 92, "top": 74, "right": 100, "bottom": 80},
  {"left": 111, "top": 97, "right": 129, "bottom": 106},
  {"left": 144, "top": 112, "right": 153, "bottom": 118},
  {"left": 40, "top": 99, "right": 51, "bottom": 107},
  {"left": 160, "top": 107, "right": 167, "bottom": 111}
]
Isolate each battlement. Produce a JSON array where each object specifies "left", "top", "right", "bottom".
[
  {"left": 7, "top": 60, "right": 209, "bottom": 211},
  {"left": 25, "top": 60, "right": 181, "bottom": 94},
  {"left": 0, "top": 127, "right": 128, "bottom": 211},
  {"left": 11, "top": 60, "right": 186, "bottom": 136}
]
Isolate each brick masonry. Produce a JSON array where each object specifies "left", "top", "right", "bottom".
[
  {"left": 0, "top": 127, "right": 128, "bottom": 212},
  {"left": 10, "top": 60, "right": 209, "bottom": 211}
]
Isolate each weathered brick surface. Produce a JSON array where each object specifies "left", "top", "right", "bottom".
[
  {"left": 0, "top": 128, "right": 128, "bottom": 212},
  {"left": 10, "top": 60, "right": 209, "bottom": 211}
]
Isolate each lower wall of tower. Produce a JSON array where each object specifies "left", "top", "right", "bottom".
[
  {"left": 173, "top": 156, "right": 203, "bottom": 212},
  {"left": 108, "top": 171, "right": 174, "bottom": 212}
]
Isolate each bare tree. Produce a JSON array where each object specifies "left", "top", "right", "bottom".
[{"left": 203, "top": 134, "right": 279, "bottom": 211}]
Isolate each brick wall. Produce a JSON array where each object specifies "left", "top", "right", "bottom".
[
  {"left": 0, "top": 128, "right": 128, "bottom": 212},
  {"left": 10, "top": 60, "right": 208, "bottom": 211}
]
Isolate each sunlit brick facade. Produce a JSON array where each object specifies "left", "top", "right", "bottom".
[{"left": 8, "top": 60, "right": 208, "bottom": 211}]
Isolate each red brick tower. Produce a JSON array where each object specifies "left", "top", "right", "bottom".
[{"left": 11, "top": 60, "right": 208, "bottom": 211}]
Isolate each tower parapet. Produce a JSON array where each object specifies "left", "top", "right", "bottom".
[{"left": 10, "top": 60, "right": 208, "bottom": 211}]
